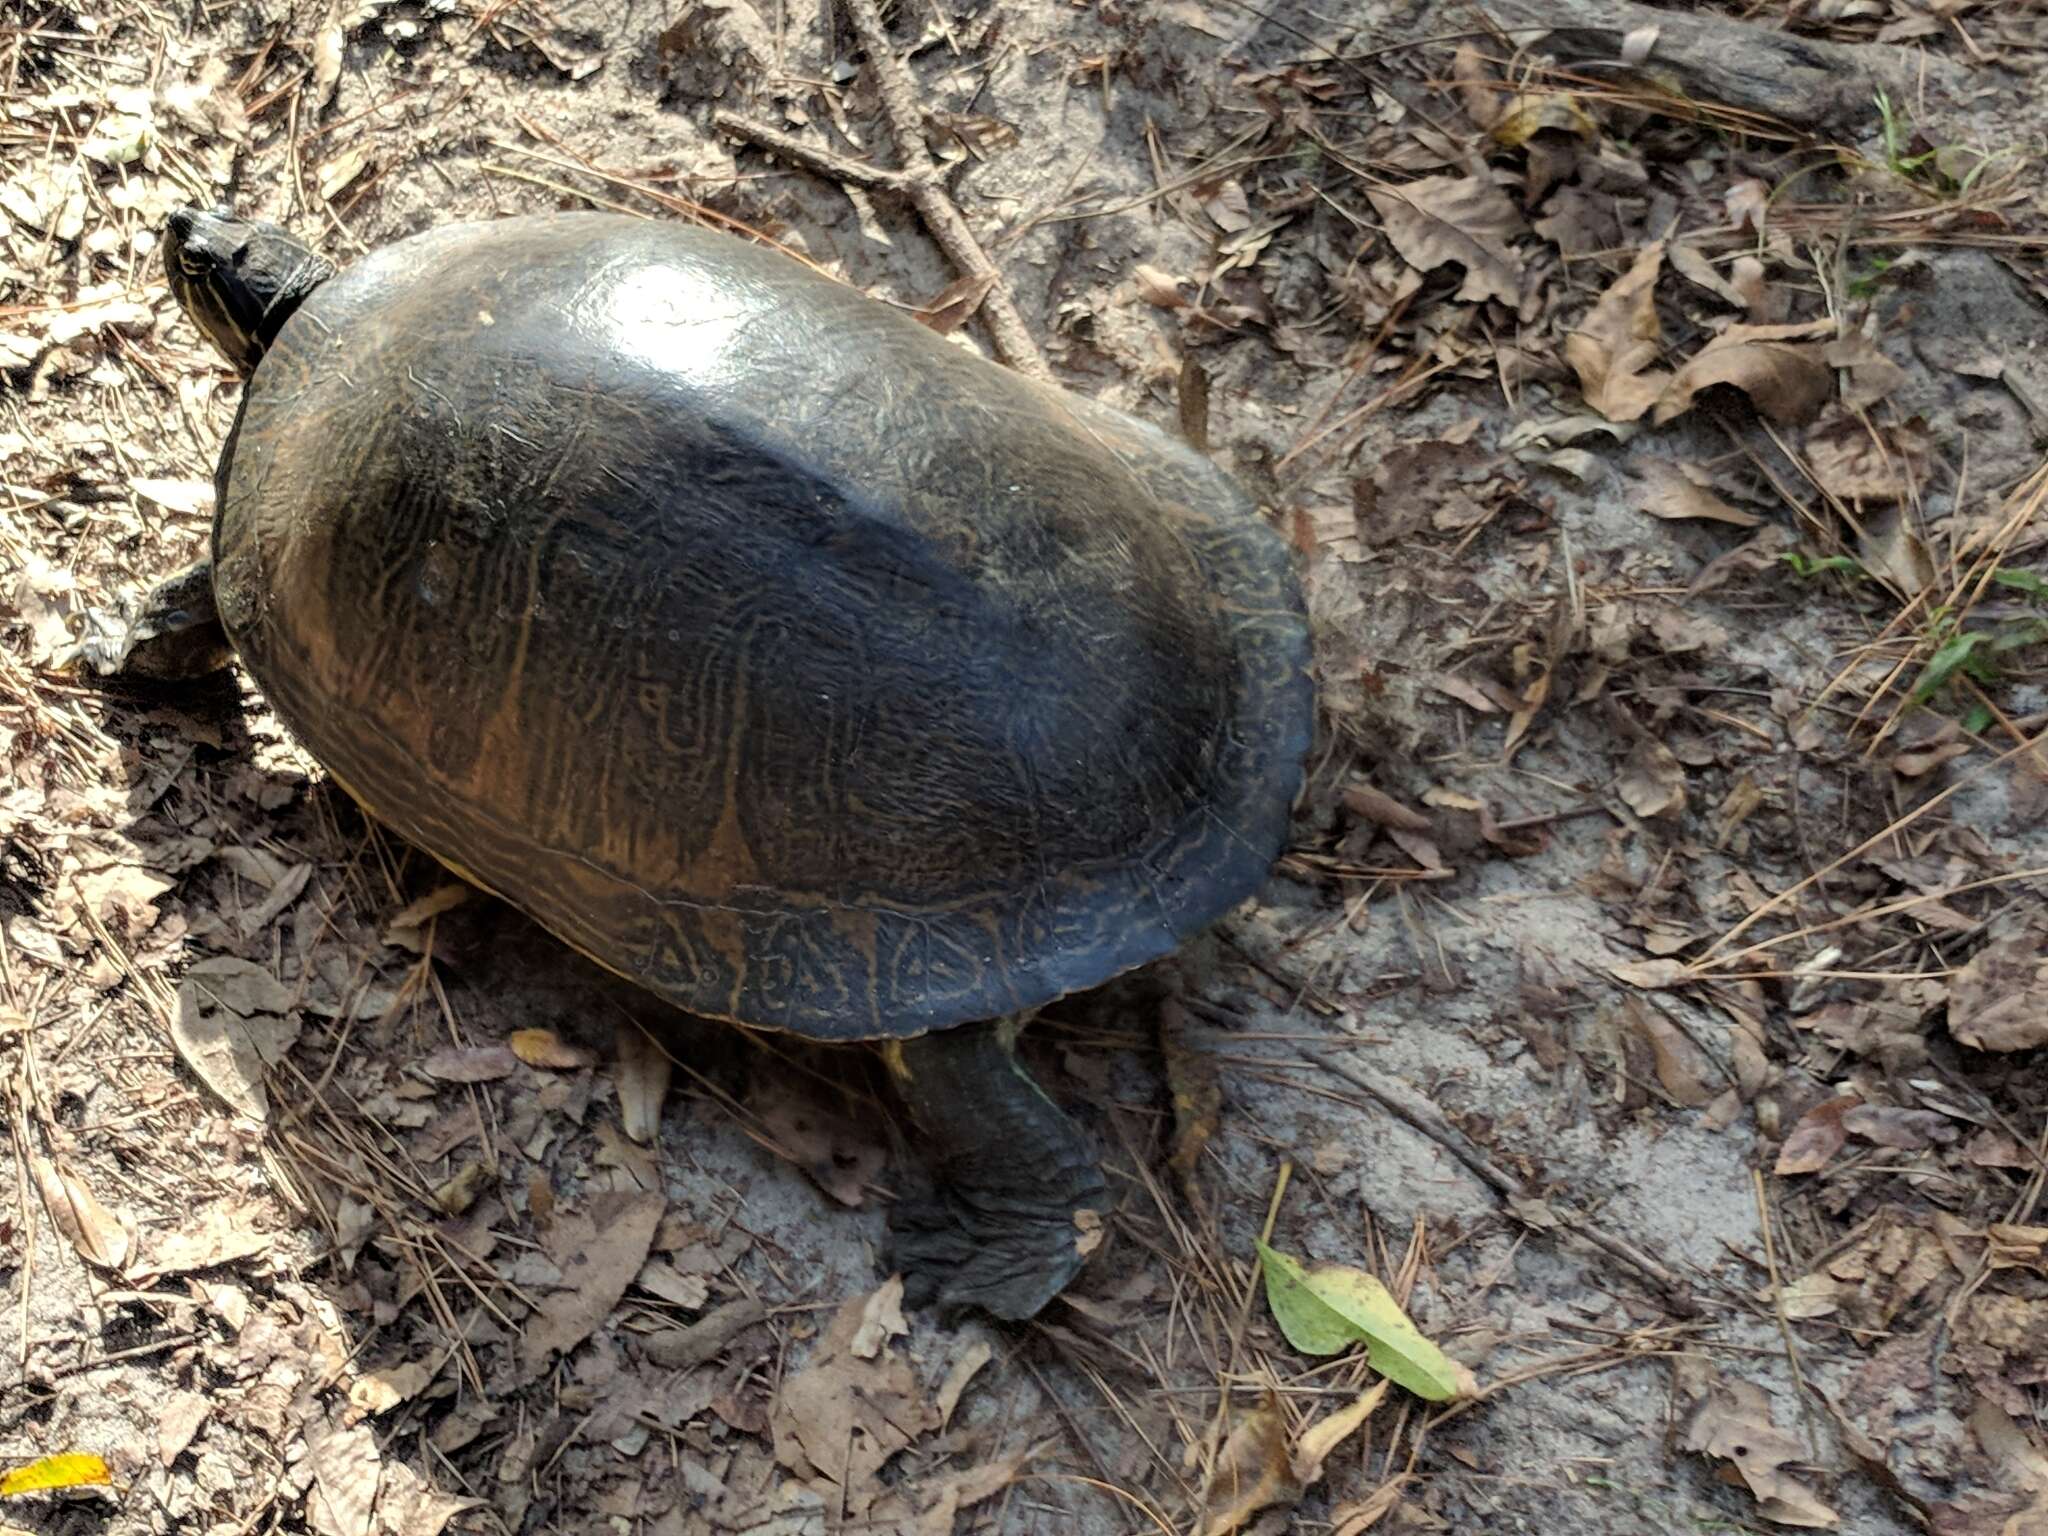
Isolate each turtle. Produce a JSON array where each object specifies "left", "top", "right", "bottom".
[{"left": 73, "top": 205, "right": 1314, "bottom": 1320}]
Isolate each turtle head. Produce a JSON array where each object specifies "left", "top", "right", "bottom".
[{"left": 163, "top": 207, "right": 337, "bottom": 374}]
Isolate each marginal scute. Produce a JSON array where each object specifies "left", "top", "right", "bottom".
[{"left": 216, "top": 213, "right": 1314, "bottom": 1041}]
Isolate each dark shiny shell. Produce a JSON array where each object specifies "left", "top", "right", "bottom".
[{"left": 213, "top": 213, "right": 1312, "bottom": 1040}]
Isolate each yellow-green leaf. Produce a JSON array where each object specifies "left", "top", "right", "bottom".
[
  {"left": 1255, "top": 1241, "right": 1470, "bottom": 1402},
  {"left": 1, "top": 1453, "right": 112, "bottom": 1496}
]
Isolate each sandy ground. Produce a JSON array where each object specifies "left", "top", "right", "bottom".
[{"left": 3, "top": 0, "right": 2047, "bottom": 1533}]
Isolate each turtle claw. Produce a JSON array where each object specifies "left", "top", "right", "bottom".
[{"left": 889, "top": 1173, "right": 1108, "bottom": 1322}]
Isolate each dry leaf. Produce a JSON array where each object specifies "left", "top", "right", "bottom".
[
  {"left": 1612, "top": 957, "right": 1691, "bottom": 989},
  {"left": 771, "top": 1285, "right": 935, "bottom": 1516},
  {"left": 935, "top": 1339, "right": 994, "bottom": 1431},
  {"left": 1636, "top": 460, "right": 1763, "bottom": 526},
  {"left": 1628, "top": 999, "right": 1718, "bottom": 1107},
  {"left": 1293, "top": 1382, "right": 1389, "bottom": 1485},
  {"left": 1450, "top": 44, "right": 1502, "bottom": 130},
  {"left": 1199, "top": 1394, "right": 1298, "bottom": 1536},
  {"left": 383, "top": 882, "right": 472, "bottom": 951},
  {"left": 173, "top": 957, "right": 301, "bottom": 1121},
  {"left": 1654, "top": 322, "right": 1835, "bottom": 427},
  {"left": 31, "top": 1152, "right": 131, "bottom": 1270},
  {"left": 915, "top": 270, "right": 996, "bottom": 335},
  {"left": 158, "top": 1391, "right": 211, "bottom": 1467},
  {"left": 130, "top": 477, "right": 214, "bottom": 515},
  {"left": 1565, "top": 241, "right": 1671, "bottom": 423},
  {"left": 1806, "top": 409, "right": 1929, "bottom": 501},
  {"left": 1857, "top": 508, "right": 1936, "bottom": 598},
  {"left": 1134, "top": 264, "right": 1190, "bottom": 309},
  {"left": 347, "top": 1357, "right": 438, "bottom": 1417},
  {"left": 517, "top": 1189, "right": 665, "bottom": 1380},
  {"left": 1949, "top": 924, "right": 2048, "bottom": 1052},
  {"left": 1776, "top": 1096, "right": 1859, "bottom": 1175},
  {"left": 1342, "top": 785, "right": 1432, "bottom": 831},
  {"left": 750, "top": 1078, "right": 885, "bottom": 1207},
  {"left": 507, "top": 1027, "right": 596, "bottom": 1071},
  {"left": 1572, "top": 241, "right": 1671, "bottom": 423},
  {"left": 850, "top": 1274, "right": 909, "bottom": 1359},
  {"left": 1669, "top": 243, "right": 1750, "bottom": 309},
  {"left": 613, "top": 1021, "right": 673, "bottom": 1145},
  {"left": 419, "top": 1042, "right": 520, "bottom": 1083},
  {"left": 130, "top": 1198, "right": 272, "bottom": 1281},
  {"left": 1682, "top": 1377, "right": 1839, "bottom": 1527},
  {"left": 1618, "top": 736, "right": 1688, "bottom": 819},
  {"left": 1365, "top": 175, "right": 1527, "bottom": 305},
  {"left": 635, "top": 1258, "right": 711, "bottom": 1310}
]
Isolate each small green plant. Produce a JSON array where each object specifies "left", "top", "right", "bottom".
[
  {"left": 1871, "top": 89, "right": 2010, "bottom": 195},
  {"left": 1909, "top": 573, "right": 2048, "bottom": 704},
  {"left": 1779, "top": 550, "right": 1865, "bottom": 580},
  {"left": 1845, "top": 254, "right": 1895, "bottom": 300}
]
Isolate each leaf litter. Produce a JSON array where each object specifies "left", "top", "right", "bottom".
[{"left": 2, "top": 0, "right": 2046, "bottom": 1533}]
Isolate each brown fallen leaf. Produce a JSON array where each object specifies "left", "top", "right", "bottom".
[
  {"left": 1653, "top": 321, "right": 1835, "bottom": 427},
  {"left": 517, "top": 1188, "right": 665, "bottom": 1380},
  {"left": 1948, "top": 922, "right": 2048, "bottom": 1052},
  {"left": 1805, "top": 409, "right": 1930, "bottom": 502},
  {"left": 1627, "top": 998, "right": 1718, "bottom": 1108},
  {"left": 129, "top": 1197, "right": 272, "bottom": 1281},
  {"left": 1199, "top": 1393, "right": 1298, "bottom": 1536},
  {"left": 1776, "top": 1095, "right": 1860, "bottom": 1176},
  {"left": 1612, "top": 957, "right": 1691, "bottom": 989},
  {"left": 935, "top": 1339, "right": 994, "bottom": 1431},
  {"left": 1342, "top": 784, "right": 1433, "bottom": 832},
  {"left": 1565, "top": 240, "right": 1671, "bottom": 423},
  {"left": 1635, "top": 460, "right": 1763, "bottom": 527},
  {"left": 850, "top": 1275, "right": 909, "bottom": 1360},
  {"left": 419, "top": 1042, "right": 520, "bottom": 1083},
  {"left": 1293, "top": 1381, "right": 1389, "bottom": 1485},
  {"left": 771, "top": 1282, "right": 935, "bottom": 1517},
  {"left": 749, "top": 1078, "right": 885, "bottom": 1208},
  {"left": 30, "top": 1151, "right": 132, "bottom": 1271},
  {"left": 1365, "top": 174, "right": 1527, "bottom": 305},
  {"left": 1824, "top": 332, "right": 1908, "bottom": 412},
  {"left": 615, "top": 1019, "right": 672, "bottom": 1144},
  {"left": 158, "top": 1390, "right": 211, "bottom": 1467},
  {"left": 1669, "top": 242, "right": 1750, "bottom": 309},
  {"left": 1682, "top": 1377, "right": 1839, "bottom": 1528},
  {"left": 508, "top": 1027, "right": 596, "bottom": 1071},
  {"left": 346, "top": 1356, "right": 438, "bottom": 1417},
  {"left": 172, "top": 957, "right": 302, "bottom": 1121},
  {"left": 636, "top": 1258, "right": 712, "bottom": 1310},
  {"left": 1618, "top": 736, "right": 1688, "bottom": 819},
  {"left": 1857, "top": 508, "right": 1936, "bottom": 599},
  {"left": 644, "top": 1295, "right": 770, "bottom": 1371},
  {"left": 383, "top": 882, "right": 473, "bottom": 953}
]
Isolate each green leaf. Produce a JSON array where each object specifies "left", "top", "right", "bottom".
[
  {"left": 1912, "top": 629, "right": 1990, "bottom": 702},
  {"left": 1991, "top": 568, "right": 2047, "bottom": 600},
  {"left": 1255, "top": 1241, "right": 1469, "bottom": 1402}
]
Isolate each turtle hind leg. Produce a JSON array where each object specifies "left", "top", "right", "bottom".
[
  {"left": 882, "top": 1019, "right": 1107, "bottom": 1321},
  {"left": 59, "top": 559, "right": 232, "bottom": 682}
]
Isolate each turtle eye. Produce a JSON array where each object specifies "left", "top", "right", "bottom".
[{"left": 177, "top": 250, "right": 208, "bottom": 278}]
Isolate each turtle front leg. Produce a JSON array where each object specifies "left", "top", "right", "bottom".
[
  {"left": 58, "top": 559, "right": 233, "bottom": 682},
  {"left": 882, "top": 1018, "right": 1107, "bottom": 1321}
]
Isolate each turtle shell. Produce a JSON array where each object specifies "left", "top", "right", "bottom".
[{"left": 212, "top": 213, "right": 1312, "bottom": 1040}]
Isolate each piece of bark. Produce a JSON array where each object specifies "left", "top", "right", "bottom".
[{"left": 1454, "top": 0, "right": 1961, "bottom": 135}]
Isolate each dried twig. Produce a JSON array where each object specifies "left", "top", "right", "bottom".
[{"left": 713, "top": 0, "right": 1051, "bottom": 381}]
